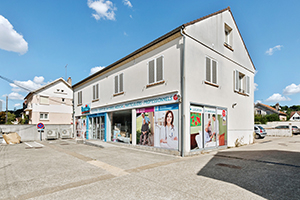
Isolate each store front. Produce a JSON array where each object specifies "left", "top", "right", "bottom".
[
  {"left": 111, "top": 110, "right": 132, "bottom": 143},
  {"left": 190, "top": 104, "right": 227, "bottom": 151},
  {"left": 87, "top": 113, "right": 106, "bottom": 141}
]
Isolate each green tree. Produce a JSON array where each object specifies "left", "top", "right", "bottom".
[{"left": 0, "top": 111, "right": 16, "bottom": 124}]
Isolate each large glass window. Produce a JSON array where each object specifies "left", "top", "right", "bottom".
[{"left": 111, "top": 110, "right": 132, "bottom": 143}]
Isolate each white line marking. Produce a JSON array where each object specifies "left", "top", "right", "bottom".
[
  {"left": 34, "top": 142, "right": 44, "bottom": 147},
  {"left": 24, "top": 142, "right": 33, "bottom": 147}
]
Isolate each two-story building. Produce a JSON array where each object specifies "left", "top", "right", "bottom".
[
  {"left": 73, "top": 7, "right": 255, "bottom": 156},
  {"left": 24, "top": 77, "right": 73, "bottom": 125}
]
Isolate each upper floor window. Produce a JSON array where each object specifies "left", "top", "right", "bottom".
[
  {"left": 40, "top": 96, "right": 49, "bottom": 104},
  {"left": 78, "top": 91, "right": 82, "bottom": 105},
  {"left": 40, "top": 112, "right": 49, "bottom": 120},
  {"left": 148, "top": 56, "right": 164, "bottom": 85},
  {"left": 224, "top": 24, "right": 233, "bottom": 50},
  {"left": 205, "top": 57, "right": 218, "bottom": 86},
  {"left": 235, "top": 70, "right": 250, "bottom": 95},
  {"left": 114, "top": 73, "right": 124, "bottom": 95},
  {"left": 93, "top": 84, "right": 99, "bottom": 100}
]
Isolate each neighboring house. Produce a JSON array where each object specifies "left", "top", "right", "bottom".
[
  {"left": 254, "top": 102, "right": 287, "bottom": 121},
  {"left": 289, "top": 111, "right": 300, "bottom": 121},
  {"left": 24, "top": 77, "right": 73, "bottom": 124},
  {"left": 73, "top": 7, "right": 255, "bottom": 156}
]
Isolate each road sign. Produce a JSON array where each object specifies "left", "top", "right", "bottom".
[{"left": 37, "top": 123, "right": 44, "bottom": 129}]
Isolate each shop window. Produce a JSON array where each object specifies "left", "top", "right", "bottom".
[
  {"left": 235, "top": 70, "right": 250, "bottom": 95},
  {"left": 78, "top": 91, "right": 82, "bottom": 105},
  {"left": 205, "top": 57, "right": 218, "bottom": 86},
  {"left": 114, "top": 73, "right": 124, "bottom": 95},
  {"left": 148, "top": 56, "right": 164, "bottom": 85},
  {"left": 93, "top": 84, "right": 99, "bottom": 100},
  {"left": 40, "top": 96, "right": 49, "bottom": 105},
  {"left": 111, "top": 110, "right": 132, "bottom": 143},
  {"left": 40, "top": 113, "right": 49, "bottom": 120}
]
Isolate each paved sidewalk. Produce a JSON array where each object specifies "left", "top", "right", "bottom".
[{"left": 0, "top": 135, "right": 299, "bottom": 199}]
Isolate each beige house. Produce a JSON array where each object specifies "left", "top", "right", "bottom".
[{"left": 24, "top": 78, "right": 73, "bottom": 124}]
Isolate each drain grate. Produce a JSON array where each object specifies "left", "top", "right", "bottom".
[
  {"left": 216, "top": 163, "right": 242, "bottom": 169},
  {"left": 60, "top": 143, "right": 69, "bottom": 145},
  {"left": 25, "top": 147, "right": 43, "bottom": 149}
]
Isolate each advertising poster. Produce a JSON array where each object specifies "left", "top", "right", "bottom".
[
  {"left": 217, "top": 109, "right": 227, "bottom": 146},
  {"left": 75, "top": 117, "right": 82, "bottom": 138},
  {"left": 136, "top": 107, "right": 154, "bottom": 146},
  {"left": 204, "top": 107, "right": 217, "bottom": 148},
  {"left": 82, "top": 116, "right": 87, "bottom": 139},
  {"left": 154, "top": 104, "right": 179, "bottom": 150},
  {"left": 190, "top": 106, "right": 203, "bottom": 150}
]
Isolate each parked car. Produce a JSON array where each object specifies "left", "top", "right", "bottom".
[
  {"left": 275, "top": 125, "right": 289, "bottom": 129},
  {"left": 292, "top": 126, "right": 300, "bottom": 134},
  {"left": 254, "top": 125, "right": 267, "bottom": 139}
]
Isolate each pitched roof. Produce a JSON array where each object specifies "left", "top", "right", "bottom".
[
  {"left": 290, "top": 111, "right": 300, "bottom": 117},
  {"left": 255, "top": 102, "right": 287, "bottom": 116},
  {"left": 24, "top": 77, "right": 71, "bottom": 100},
  {"left": 73, "top": 7, "right": 255, "bottom": 88}
]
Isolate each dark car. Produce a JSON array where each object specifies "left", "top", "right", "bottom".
[{"left": 254, "top": 125, "right": 267, "bottom": 139}]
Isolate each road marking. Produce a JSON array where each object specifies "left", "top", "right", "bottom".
[
  {"left": 87, "top": 160, "right": 129, "bottom": 177},
  {"left": 34, "top": 142, "right": 44, "bottom": 147},
  {"left": 24, "top": 142, "right": 33, "bottom": 147}
]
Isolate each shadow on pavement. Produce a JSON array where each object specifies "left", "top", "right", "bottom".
[{"left": 197, "top": 150, "right": 300, "bottom": 200}]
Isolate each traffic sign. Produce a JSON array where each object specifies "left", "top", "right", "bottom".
[{"left": 37, "top": 123, "right": 44, "bottom": 129}]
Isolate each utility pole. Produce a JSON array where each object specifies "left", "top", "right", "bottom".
[{"left": 5, "top": 96, "right": 8, "bottom": 124}]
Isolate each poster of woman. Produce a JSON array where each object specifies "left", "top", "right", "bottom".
[{"left": 154, "top": 104, "right": 179, "bottom": 150}]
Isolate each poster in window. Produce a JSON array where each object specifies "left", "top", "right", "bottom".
[
  {"left": 136, "top": 107, "right": 154, "bottom": 146},
  {"left": 204, "top": 107, "right": 217, "bottom": 148},
  {"left": 217, "top": 109, "right": 227, "bottom": 146},
  {"left": 190, "top": 106, "right": 203, "bottom": 150},
  {"left": 154, "top": 104, "right": 179, "bottom": 150}
]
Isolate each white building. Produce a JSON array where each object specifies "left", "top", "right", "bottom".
[
  {"left": 24, "top": 77, "right": 73, "bottom": 125},
  {"left": 73, "top": 7, "right": 255, "bottom": 156}
]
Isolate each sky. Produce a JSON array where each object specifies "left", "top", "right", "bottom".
[{"left": 1, "top": 0, "right": 300, "bottom": 111}]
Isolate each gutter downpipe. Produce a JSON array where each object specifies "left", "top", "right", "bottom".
[{"left": 180, "top": 26, "right": 186, "bottom": 157}]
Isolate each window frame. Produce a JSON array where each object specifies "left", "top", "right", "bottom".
[
  {"left": 39, "top": 96, "right": 49, "bottom": 105},
  {"left": 224, "top": 23, "right": 233, "bottom": 51},
  {"left": 92, "top": 84, "right": 99, "bottom": 101},
  {"left": 234, "top": 70, "right": 250, "bottom": 95},
  {"left": 147, "top": 55, "right": 164, "bottom": 85},
  {"left": 205, "top": 56, "right": 218, "bottom": 86},
  {"left": 40, "top": 112, "right": 49, "bottom": 120},
  {"left": 113, "top": 73, "right": 124, "bottom": 95},
  {"left": 78, "top": 91, "right": 82, "bottom": 105}
]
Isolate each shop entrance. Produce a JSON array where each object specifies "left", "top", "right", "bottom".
[{"left": 89, "top": 116, "right": 105, "bottom": 140}]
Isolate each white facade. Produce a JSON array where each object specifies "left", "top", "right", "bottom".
[
  {"left": 73, "top": 8, "right": 255, "bottom": 156},
  {"left": 24, "top": 78, "right": 73, "bottom": 125}
]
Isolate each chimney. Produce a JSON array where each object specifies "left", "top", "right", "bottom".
[
  {"left": 67, "top": 77, "right": 72, "bottom": 86},
  {"left": 275, "top": 103, "right": 280, "bottom": 111}
]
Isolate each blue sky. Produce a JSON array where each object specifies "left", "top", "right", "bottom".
[{"left": 0, "top": 0, "right": 300, "bottom": 110}]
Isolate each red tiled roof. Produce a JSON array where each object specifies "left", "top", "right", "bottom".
[{"left": 256, "top": 103, "right": 287, "bottom": 116}]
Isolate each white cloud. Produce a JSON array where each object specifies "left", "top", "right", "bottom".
[
  {"left": 3, "top": 92, "right": 24, "bottom": 100},
  {"left": 123, "top": 0, "right": 133, "bottom": 8},
  {"left": 255, "top": 100, "right": 262, "bottom": 104},
  {"left": 265, "top": 45, "right": 283, "bottom": 55},
  {"left": 124, "top": 31, "right": 128, "bottom": 36},
  {"left": 9, "top": 76, "right": 45, "bottom": 92},
  {"left": 130, "top": 15, "right": 133, "bottom": 19},
  {"left": 87, "top": 0, "right": 117, "bottom": 21},
  {"left": 254, "top": 83, "right": 258, "bottom": 91},
  {"left": 0, "top": 15, "right": 28, "bottom": 54},
  {"left": 265, "top": 93, "right": 291, "bottom": 102},
  {"left": 90, "top": 66, "right": 105, "bottom": 75},
  {"left": 283, "top": 83, "right": 300, "bottom": 95},
  {"left": 14, "top": 103, "right": 21, "bottom": 107}
]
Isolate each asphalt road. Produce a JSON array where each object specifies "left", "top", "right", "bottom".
[{"left": 0, "top": 135, "right": 300, "bottom": 200}]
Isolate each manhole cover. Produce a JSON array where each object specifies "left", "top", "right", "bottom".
[{"left": 216, "top": 163, "right": 242, "bottom": 169}]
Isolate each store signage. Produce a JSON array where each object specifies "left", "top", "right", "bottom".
[
  {"left": 91, "top": 93, "right": 179, "bottom": 114},
  {"left": 190, "top": 106, "right": 203, "bottom": 113},
  {"left": 81, "top": 104, "right": 90, "bottom": 114}
]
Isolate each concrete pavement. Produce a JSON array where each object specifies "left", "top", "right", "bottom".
[{"left": 0, "top": 135, "right": 299, "bottom": 199}]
